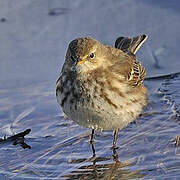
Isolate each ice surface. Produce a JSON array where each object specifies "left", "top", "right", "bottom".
[
  {"left": 0, "top": 0, "right": 180, "bottom": 87},
  {"left": 0, "top": 0, "right": 180, "bottom": 179}
]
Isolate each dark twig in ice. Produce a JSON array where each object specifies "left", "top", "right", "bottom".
[
  {"left": 0, "top": 129, "right": 31, "bottom": 149},
  {"left": 145, "top": 72, "right": 180, "bottom": 81},
  {"left": 48, "top": 7, "right": 70, "bottom": 16}
]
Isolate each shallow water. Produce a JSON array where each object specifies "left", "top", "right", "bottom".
[
  {"left": 1, "top": 76, "right": 180, "bottom": 179},
  {"left": 0, "top": 0, "right": 180, "bottom": 179}
]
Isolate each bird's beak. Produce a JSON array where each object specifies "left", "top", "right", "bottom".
[
  {"left": 71, "top": 55, "right": 85, "bottom": 65},
  {"left": 77, "top": 59, "right": 85, "bottom": 65}
]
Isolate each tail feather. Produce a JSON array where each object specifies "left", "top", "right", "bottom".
[{"left": 115, "top": 34, "right": 148, "bottom": 54}]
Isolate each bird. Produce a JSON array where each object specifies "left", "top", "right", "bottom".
[{"left": 56, "top": 35, "right": 148, "bottom": 148}]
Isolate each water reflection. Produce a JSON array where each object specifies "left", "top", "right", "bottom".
[
  {"left": 63, "top": 143, "right": 145, "bottom": 180},
  {"left": 0, "top": 74, "right": 180, "bottom": 179}
]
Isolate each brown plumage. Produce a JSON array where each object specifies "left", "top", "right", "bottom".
[{"left": 56, "top": 35, "right": 148, "bottom": 148}]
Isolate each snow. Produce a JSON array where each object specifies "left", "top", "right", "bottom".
[{"left": 0, "top": 0, "right": 180, "bottom": 87}]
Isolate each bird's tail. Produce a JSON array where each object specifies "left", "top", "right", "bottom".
[{"left": 115, "top": 34, "right": 148, "bottom": 54}]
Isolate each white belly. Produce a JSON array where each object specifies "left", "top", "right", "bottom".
[{"left": 56, "top": 86, "right": 147, "bottom": 130}]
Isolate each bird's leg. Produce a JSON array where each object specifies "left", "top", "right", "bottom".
[
  {"left": 91, "top": 141, "right": 96, "bottom": 157},
  {"left": 90, "top": 129, "right": 95, "bottom": 143},
  {"left": 90, "top": 129, "right": 96, "bottom": 159},
  {"left": 175, "top": 134, "right": 180, "bottom": 147},
  {"left": 112, "top": 147, "right": 119, "bottom": 162},
  {"left": 113, "top": 128, "right": 119, "bottom": 148}
]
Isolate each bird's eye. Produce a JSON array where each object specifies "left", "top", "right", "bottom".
[{"left": 89, "top": 53, "right": 95, "bottom": 59}]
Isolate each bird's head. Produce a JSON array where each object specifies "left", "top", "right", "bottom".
[{"left": 63, "top": 37, "right": 108, "bottom": 74}]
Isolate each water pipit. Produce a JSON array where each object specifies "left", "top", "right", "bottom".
[{"left": 56, "top": 35, "right": 148, "bottom": 148}]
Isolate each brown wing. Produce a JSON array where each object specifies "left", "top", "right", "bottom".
[
  {"left": 110, "top": 58, "right": 146, "bottom": 87},
  {"left": 112, "top": 35, "right": 147, "bottom": 87},
  {"left": 128, "top": 60, "right": 146, "bottom": 87}
]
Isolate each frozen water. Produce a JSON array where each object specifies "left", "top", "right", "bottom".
[{"left": 0, "top": 0, "right": 180, "bottom": 179}]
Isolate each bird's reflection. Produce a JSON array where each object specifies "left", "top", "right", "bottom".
[{"left": 63, "top": 143, "right": 145, "bottom": 180}]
